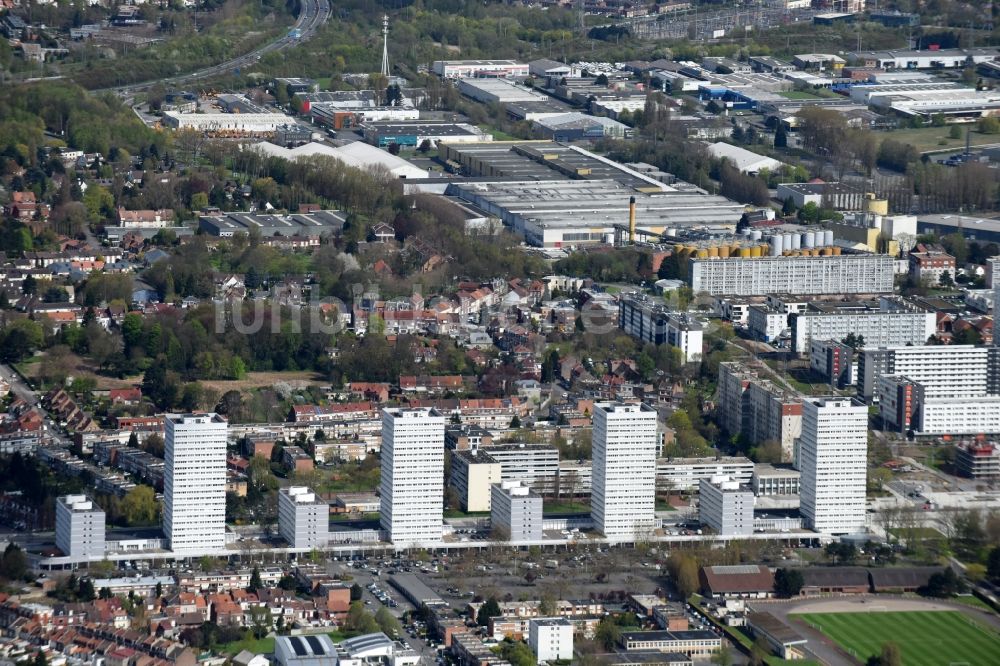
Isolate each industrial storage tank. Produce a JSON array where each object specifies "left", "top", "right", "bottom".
[
  {"left": 707, "top": 246, "right": 719, "bottom": 258},
  {"left": 696, "top": 248, "right": 709, "bottom": 259},
  {"left": 719, "top": 245, "right": 731, "bottom": 258},
  {"left": 791, "top": 233, "right": 802, "bottom": 250},
  {"left": 832, "top": 246, "right": 842, "bottom": 255},
  {"left": 804, "top": 231, "right": 816, "bottom": 249},
  {"left": 769, "top": 236, "right": 782, "bottom": 256},
  {"left": 751, "top": 245, "right": 763, "bottom": 257},
  {"left": 750, "top": 229, "right": 763, "bottom": 242},
  {"left": 823, "top": 230, "right": 834, "bottom": 246},
  {"left": 739, "top": 247, "right": 752, "bottom": 258}
]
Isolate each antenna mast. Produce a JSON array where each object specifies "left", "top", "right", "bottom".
[{"left": 381, "top": 15, "right": 390, "bottom": 78}]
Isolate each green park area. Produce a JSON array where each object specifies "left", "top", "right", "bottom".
[{"left": 794, "top": 610, "right": 1000, "bottom": 666}]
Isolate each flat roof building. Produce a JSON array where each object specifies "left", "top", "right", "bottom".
[
  {"left": 690, "top": 254, "right": 895, "bottom": 298},
  {"left": 199, "top": 210, "right": 346, "bottom": 237},
  {"left": 619, "top": 292, "right": 704, "bottom": 363},
  {"left": 55, "top": 494, "right": 106, "bottom": 559},
  {"left": 163, "top": 413, "right": 227, "bottom": 553},
  {"left": 791, "top": 297, "right": 935, "bottom": 353},
  {"left": 432, "top": 60, "right": 529, "bottom": 79},
  {"left": 699, "top": 476, "right": 754, "bottom": 536},
  {"left": 491, "top": 480, "right": 543, "bottom": 543},
  {"left": 449, "top": 449, "right": 502, "bottom": 513},
  {"left": 362, "top": 121, "right": 492, "bottom": 148},
  {"left": 380, "top": 408, "right": 445, "bottom": 546},
  {"left": 162, "top": 112, "right": 293, "bottom": 135},
  {"left": 278, "top": 486, "right": 329, "bottom": 550},
  {"left": 955, "top": 442, "right": 1000, "bottom": 479}
]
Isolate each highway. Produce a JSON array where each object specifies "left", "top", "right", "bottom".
[{"left": 109, "top": 0, "right": 332, "bottom": 95}]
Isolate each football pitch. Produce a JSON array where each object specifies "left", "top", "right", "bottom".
[{"left": 793, "top": 610, "right": 1000, "bottom": 666}]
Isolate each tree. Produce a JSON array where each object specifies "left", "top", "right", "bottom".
[
  {"left": 121, "top": 485, "right": 158, "bottom": 525},
  {"left": 350, "top": 583, "right": 363, "bottom": 601},
  {"left": 155, "top": 582, "right": 163, "bottom": 598},
  {"left": 477, "top": 597, "right": 501, "bottom": 626},
  {"left": 345, "top": 601, "right": 379, "bottom": 634},
  {"left": 595, "top": 616, "right": 621, "bottom": 651},
  {"left": 880, "top": 641, "right": 902, "bottom": 666},
  {"left": 375, "top": 606, "right": 402, "bottom": 637},
  {"left": 920, "top": 568, "right": 965, "bottom": 598},
  {"left": 710, "top": 645, "right": 733, "bottom": 666},
  {"left": 499, "top": 640, "right": 536, "bottom": 666},
  {"left": 33, "top": 650, "right": 47, "bottom": 666},
  {"left": 750, "top": 635, "right": 770, "bottom": 666},
  {"left": 667, "top": 553, "right": 699, "bottom": 598},
  {"left": 248, "top": 566, "right": 262, "bottom": 592},
  {"left": 247, "top": 605, "right": 272, "bottom": 639},
  {"left": 77, "top": 578, "right": 96, "bottom": 602},
  {"left": 773, "top": 568, "right": 804, "bottom": 598},
  {"left": 0, "top": 543, "right": 28, "bottom": 581},
  {"left": 988, "top": 546, "right": 1000, "bottom": 583}
]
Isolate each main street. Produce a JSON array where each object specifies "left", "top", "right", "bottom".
[{"left": 109, "top": 0, "right": 333, "bottom": 95}]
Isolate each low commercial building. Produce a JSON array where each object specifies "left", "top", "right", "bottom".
[
  {"left": 656, "top": 456, "right": 754, "bottom": 491},
  {"left": 698, "top": 565, "right": 774, "bottom": 599},
  {"left": 619, "top": 631, "right": 722, "bottom": 659},
  {"left": 55, "top": 494, "right": 106, "bottom": 559},
  {"left": 363, "top": 121, "right": 492, "bottom": 148},
  {"left": 490, "top": 481, "right": 543, "bottom": 542},
  {"left": 790, "top": 297, "right": 936, "bottom": 354},
  {"left": 848, "top": 47, "right": 1000, "bottom": 70},
  {"left": 747, "top": 612, "right": 808, "bottom": 661},
  {"left": 533, "top": 112, "right": 631, "bottom": 141},
  {"left": 449, "top": 449, "right": 502, "bottom": 512},
  {"left": 618, "top": 292, "right": 704, "bottom": 363},
  {"left": 690, "top": 254, "right": 895, "bottom": 298},
  {"left": 199, "top": 210, "right": 346, "bottom": 238},
  {"left": 528, "top": 618, "right": 573, "bottom": 662},
  {"left": 706, "top": 142, "right": 784, "bottom": 175},
  {"left": 432, "top": 60, "right": 529, "bottom": 79},
  {"left": 751, "top": 465, "right": 800, "bottom": 496},
  {"left": 457, "top": 78, "right": 545, "bottom": 104},
  {"left": 954, "top": 442, "right": 1000, "bottom": 479},
  {"left": 699, "top": 476, "right": 754, "bottom": 536},
  {"left": 277, "top": 486, "right": 329, "bottom": 550}
]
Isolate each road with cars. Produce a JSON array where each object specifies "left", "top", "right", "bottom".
[{"left": 109, "top": 0, "right": 333, "bottom": 95}]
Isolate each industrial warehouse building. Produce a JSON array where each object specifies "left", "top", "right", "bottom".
[
  {"left": 362, "top": 121, "right": 492, "bottom": 148},
  {"left": 161, "top": 112, "right": 293, "bottom": 135}
]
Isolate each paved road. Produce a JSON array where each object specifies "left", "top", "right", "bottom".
[{"left": 107, "top": 0, "right": 332, "bottom": 95}]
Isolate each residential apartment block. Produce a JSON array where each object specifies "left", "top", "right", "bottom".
[
  {"left": 163, "top": 414, "right": 228, "bottom": 553},
  {"left": 380, "top": 408, "right": 446, "bottom": 545},
  {"left": 491, "top": 481, "right": 543, "bottom": 542},
  {"left": 55, "top": 494, "right": 106, "bottom": 559},
  {"left": 689, "top": 253, "right": 894, "bottom": 297},
  {"left": 278, "top": 486, "right": 329, "bottom": 550},
  {"left": 618, "top": 292, "right": 704, "bottom": 363},
  {"left": 791, "top": 297, "right": 936, "bottom": 353},
  {"left": 699, "top": 476, "right": 754, "bottom": 536},
  {"left": 591, "top": 402, "right": 658, "bottom": 540},
  {"left": 449, "top": 449, "right": 502, "bottom": 512},
  {"left": 799, "top": 398, "right": 867, "bottom": 535},
  {"left": 717, "top": 362, "right": 801, "bottom": 462}
]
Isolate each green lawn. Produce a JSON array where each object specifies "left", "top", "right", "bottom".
[
  {"left": 883, "top": 126, "right": 1000, "bottom": 154},
  {"left": 543, "top": 501, "right": 590, "bottom": 514},
  {"left": 219, "top": 636, "right": 274, "bottom": 655},
  {"left": 794, "top": 611, "right": 1000, "bottom": 666}
]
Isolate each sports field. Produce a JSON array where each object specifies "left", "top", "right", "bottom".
[{"left": 794, "top": 610, "right": 1000, "bottom": 666}]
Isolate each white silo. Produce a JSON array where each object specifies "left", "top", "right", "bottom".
[
  {"left": 769, "top": 235, "right": 783, "bottom": 256},
  {"left": 823, "top": 229, "right": 834, "bottom": 247},
  {"left": 791, "top": 233, "right": 802, "bottom": 250},
  {"left": 804, "top": 231, "right": 816, "bottom": 248},
  {"left": 750, "top": 229, "right": 763, "bottom": 242}
]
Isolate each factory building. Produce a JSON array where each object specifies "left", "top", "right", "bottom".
[
  {"left": 363, "top": 121, "right": 492, "bottom": 148},
  {"left": 457, "top": 78, "right": 547, "bottom": 104},
  {"left": 618, "top": 292, "right": 704, "bottom": 363},
  {"left": 847, "top": 47, "right": 1000, "bottom": 70},
  {"left": 161, "top": 112, "right": 293, "bottom": 135},
  {"left": 790, "top": 297, "right": 936, "bottom": 354}
]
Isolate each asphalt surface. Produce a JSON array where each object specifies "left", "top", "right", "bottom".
[{"left": 108, "top": 0, "right": 332, "bottom": 95}]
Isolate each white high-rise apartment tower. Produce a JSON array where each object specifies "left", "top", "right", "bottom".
[
  {"left": 380, "top": 407, "right": 445, "bottom": 545},
  {"left": 992, "top": 257, "right": 999, "bottom": 345},
  {"left": 163, "top": 413, "right": 228, "bottom": 552},
  {"left": 799, "top": 398, "right": 868, "bottom": 535},
  {"left": 590, "top": 402, "right": 658, "bottom": 540}
]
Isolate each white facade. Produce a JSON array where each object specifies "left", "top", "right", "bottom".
[
  {"left": 163, "top": 414, "right": 227, "bottom": 552},
  {"left": 55, "top": 494, "right": 106, "bottom": 559},
  {"left": 916, "top": 396, "right": 1000, "bottom": 436},
  {"left": 656, "top": 456, "right": 754, "bottom": 491},
  {"left": 591, "top": 402, "right": 658, "bottom": 540},
  {"left": 278, "top": 486, "right": 329, "bottom": 549},
  {"left": 791, "top": 299, "right": 936, "bottom": 353},
  {"left": 747, "top": 306, "right": 788, "bottom": 342},
  {"left": 689, "top": 254, "right": 894, "bottom": 297},
  {"left": 618, "top": 292, "right": 704, "bottom": 363},
  {"left": 162, "top": 112, "right": 293, "bottom": 134},
  {"left": 491, "top": 481, "right": 543, "bottom": 542},
  {"left": 528, "top": 618, "right": 574, "bottom": 662},
  {"left": 699, "top": 476, "right": 754, "bottom": 536},
  {"left": 857, "top": 344, "right": 991, "bottom": 400},
  {"left": 799, "top": 399, "right": 868, "bottom": 535},
  {"left": 380, "top": 408, "right": 445, "bottom": 545},
  {"left": 432, "top": 60, "right": 529, "bottom": 79}
]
